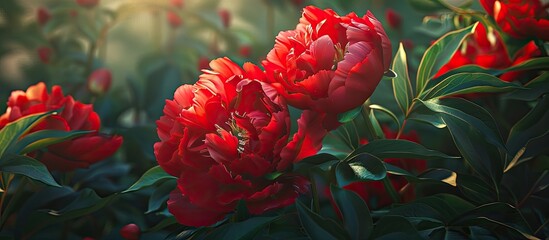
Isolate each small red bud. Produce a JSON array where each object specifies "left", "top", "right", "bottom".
[
  {"left": 82, "top": 237, "right": 95, "bottom": 240},
  {"left": 386, "top": 8, "right": 402, "bottom": 30},
  {"left": 239, "top": 45, "right": 251, "bottom": 58},
  {"left": 167, "top": 11, "right": 182, "bottom": 28},
  {"left": 402, "top": 39, "right": 414, "bottom": 51},
  {"left": 290, "top": 0, "right": 305, "bottom": 6},
  {"left": 37, "top": 47, "right": 52, "bottom": 64},
  {"left": 37, "top": 8, "right": 51, "bottom": 26},
  {"left": 218, "top": 9, "right": 231, "bottom": 29},
  {"left": 76, "top": 0, "right": 100, "bottom": 8},
  {"left": 198, "top": 56, "right": 210, "bottom": 71},
  {"left": 119, "top": 224, "right": 140, "bottom": 240},
  {"left": 87, "top": 68, "right": 112, "bottom": 95},
  {"left": 170, "top": 0, "right": 184, "bottom": 9}
]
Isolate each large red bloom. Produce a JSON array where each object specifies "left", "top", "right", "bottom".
[
  {"left": 342, "top": 127, "right": 426, "bottom": 209},
  {"left": 154, "top": 58, "right": 325, "bottom": 227},
  {"left": 0, "top": 82, "right": 122, "bottom": 172},
  {"left": 262, "top": 6, "right": 392, "bottom": 130},
  {"left": 480, "top": 0, "right": 549, "bottom": 41},
  {"left": 435, "top": 23, "right": 540, "bottom": 82}
]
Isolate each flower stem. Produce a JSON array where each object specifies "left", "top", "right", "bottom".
[
  {"left": 0, "top": 173, "right": 15, "bottom": 223},
  {"left": 382, "top": 177, "right": 400, "bottom": 204}
]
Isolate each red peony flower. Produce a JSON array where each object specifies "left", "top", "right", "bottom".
[
  {"left": 76, "top": 0, "right": 100, "bottom": 8},
  {"left": 218, "top": 9, "right": 231, "bottom": 29},
  {"left": 480, "top": 0, "right": 549, "bottom": 40},
  {"left": 37, "top": 7, "right": 51, "bottom": 26},
  {"left": 435, "top": 23, "right": 541, "bottom": 82},
  {"left": 119, "top": 223, "right": 140, "bottom": 240},
  {"left": 262, "top": 6, "right": 392, "bottom": 130},
  {"left": 342, "top": 127, "right": 426, "bottom": 209},
  {"left": 155, "top": 58, "right": 326, "bottom": 227},
  {"left": 87, "top": 68, "right": 112, "bottom": 95},
  {"left": 385, "top": 8, "right": 402, "bottom": 30},
  {"left": 37, "top": 47, "right": 53, "bottom": 64},
  {"left": 0, "top": 83, "right": 123, "bottom": 172},
  {"left": 167, "top": 11, "right": 182, "bottom": 28}
]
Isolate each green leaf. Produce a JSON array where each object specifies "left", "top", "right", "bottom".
[
  {"left": 0, "top": 154, "right": 60, "bottom": 187},
  {"left": 418, "top": 98, "right": 506, "bottom": 150},
  {"left": 371, "top": 216, "right": 423, "bottom": 240},
  {"left": 369, "top": 104, "right": 401, "bottom": 131},
  {"left": 436, "top": 57, "right": 549, "bottom": 81},
  {"left": 293, "top": 153, "right": 339, "bottom": 175},
  {"left": 416, "top": 22, "right": 478, "bottom": 94},
  {"left": 450, "top": 203, "right": 535, "bottom": 239},
  {"left": 146, "top": 179, "right": 176, "bottom": 214},
  {"left": 338, "top": 105, "right": 362, "bottom": 124},
  {"left": 123, "top": 166, "right": 176, "bottom": 194},
  {"left": 0, "top": 111, "right": 55, "bottom": 158},
  {"left": 420, "top": 73, "right": 523, "bottom": 100},
  {"left": 330, "top": 185, "right": 372, "bottom": 240},
  {"left": 505, "top": 71, "right": 549, "bottom": 101},
  {"left": 145, "top": 217, "right": 178, "bottom": 233},
  {"left": 391, "top": 43, "right": 414, "bottom": 115},
  {"left": 296, "top": 200, "right": 350, "bottom": 240},
  {"left": 24, "top": 189, "right": 117, "bottom": 235},
  {"left": 336, "top": 153, "right": 386, "bottom": 186},
  {"left": 14, "top": 130, "right": 93, "bottom": 154},
  {"left": 349, "top": 139, "right": 458, "bottom": 161},
  {"left": 204, "top": 216, "right": 279, "bottom": 240},
  {"left": 390, "top": 194, "right": 475, "bottom": 224},
  {"left": 506, "top": 95, "right": 549, "bottom": 167},
  {"left": 456, "top": 173, "right": 496, "bottom": 204}
]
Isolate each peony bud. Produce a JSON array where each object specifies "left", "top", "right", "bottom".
[
  {"left": 239, "top": 45, "right": 251, "bottom": 58},
  {"left": 119, "top": 224, "right": 140, "bottom": 240},
  {"left": 167, "top": 11, "right": 182, "bottom": 28},
  {"left": 170, "top": 0, "right": 183, "bottom": 8},
  {"left": 37, "top": 7, "right": 51, "bottom": 26},
  {"left": 218, "top": 9, "right": 231, "bottom": 28},
  {"left": 385, "top": 8, "right": 402, "bottom": 30},
  {"left": 37, "top": 47, "right": 52, "bottom": 64},
  {"left": 76, "top": 0, "right": 100, "bottom": 8},
  {"left": 87, "top": 68, "right": 112, "bottom": 95}
]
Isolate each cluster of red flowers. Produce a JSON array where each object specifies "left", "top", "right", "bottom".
[
  {"left": 154, "top": 6, "right": 392, "bottom": 226},
  {"left": 0, "top": 83, "right": 122, "bottom": 171}
]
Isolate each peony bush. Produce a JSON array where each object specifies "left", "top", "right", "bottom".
[{"left": 0, "top": 0, "right": 547, "bottom": 239}]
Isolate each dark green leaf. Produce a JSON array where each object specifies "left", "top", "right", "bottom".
[
  {"left": 392, "top": 194, "right": 475, "bottom": 224},
  {"left": 420, "top": 73, "right": 523, "bottom": 100},
  {"left": 0, "top": 111, "right": 54, "bottom": 158},
  {"left": 506, "top": 95, "right": 549, "bottom": 168},
  {"left": 435, "top": 57, "right": 549, "bottom": 82},
  {"left": 456, "top": 173, "right": 496, "bottom": 204},
  {"left": 416, "top": 23, "right": 478, "bottom": 94},
  {"left": 369, "top": 104, "right": 401, "bottom": 131},
  {"left": 504, "top": 71, "right": 549, "bottom": 101},
  {"left": 14, "top": 130, "right": 92, "bottom": 154},
  {"left": 123, "top": 166, "right": 176, "bottom": 194},
  {"left": 336, "top": 153, "right": 386, "bottom": 186},
  {"left": 204, "top": 216, "right": 279, "bottom": 240},
  {"left": 338, "top": 105, "right": 362, "bottom": 124},
  {"left": 391, "top": 43, "right": 414, "bottom": 115},
  {"left": 451, "top": 203, "right": 536, "bottom": 239},
  {"left": 296, "top": 200, "right": 350, "bottom": 240},
  {"left": 330, "top": 185, "right": 372, "bottom": 240},
  {"left": 371, "top": 216, "right": 423, "bottom": 240},
  {"left": 418, "top": 98, "right": 506, "bottom": 150},
  {"left": 0, "top": 154, "right": 60, "bottom": 187},
  {"left": 293, "top": 153, "right": 339, "bottom": 175},
  {"left": 146, "top": 179, "right": 176, "bottom": 214},
  {"left": 349, "top": 139, "right": 458, "bottom": 161},
  {"left": 145, "top": 217, "right": 178, "bottom": 233}
]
